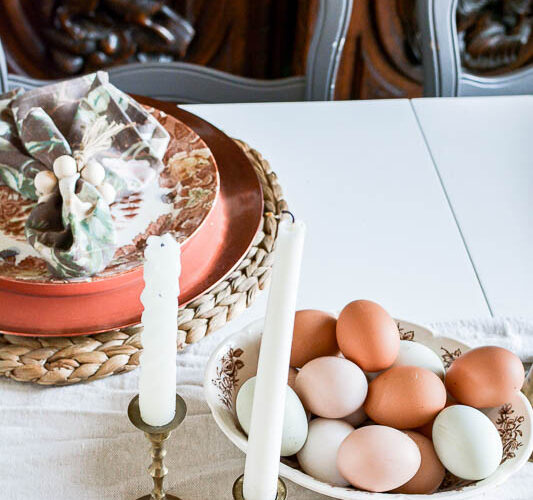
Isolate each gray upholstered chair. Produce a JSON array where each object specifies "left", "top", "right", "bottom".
[
  {"left": 417, "top": 0, "right": 533, "bottom": 97},
  {"left": 0, "top": 0, "right": 352, "bottom": 102}
]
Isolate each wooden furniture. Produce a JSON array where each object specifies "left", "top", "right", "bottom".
[
  {"left": 0, "top": 1, "right": 309, "bottom": 80},
  {"left": 1, "top": 0, "right": 532, "bottom": 100},
  {"left": 0, "top": 0, "right": 352, "bottom": 102},
  {"left": 417, "top": 0, "right": 533, "bottom": 96}
]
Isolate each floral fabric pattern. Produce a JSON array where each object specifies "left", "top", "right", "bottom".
[{"left": 0, "top": 72, "right": 170, "bottom": 278}]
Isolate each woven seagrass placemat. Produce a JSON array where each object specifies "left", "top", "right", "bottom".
[{"left": 0, "top": 140, "right": 287, "bottom": 385}]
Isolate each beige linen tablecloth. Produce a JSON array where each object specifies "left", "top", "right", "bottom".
[{"left": 0, "top": 314, "right": 531, "bottom": 500}]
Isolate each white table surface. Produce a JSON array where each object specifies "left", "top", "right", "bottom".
[
  {"left": 411, "top": 96, "right": 532, "bottom": 318},
  {"left": 183, "top": 96, "right": 532, "bottom": 328}
]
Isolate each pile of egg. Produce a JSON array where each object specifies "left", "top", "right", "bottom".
[{"left": 235, "top": 300, "right": 526, "bottom": 494}]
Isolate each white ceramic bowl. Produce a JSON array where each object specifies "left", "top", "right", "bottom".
[{"left": 204, "top": 318, "right": 533, "bottom": 499}]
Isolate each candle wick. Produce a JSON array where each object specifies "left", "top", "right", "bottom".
[
  {"left": 280, "top": 210, "right": 295, "bottom": 223},
  {"left": 265, "top": 210, "right": 296, "bottom": 223}
]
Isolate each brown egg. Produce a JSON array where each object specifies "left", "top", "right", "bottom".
[
  {"left": 336, "top": 300, "right": 400, "bottom": 372},
  {"left": 290, "top": 310, "right": 339, "bottom": 368},
  {"left": 337, "top": 425, "right": 421, "bottom": 492},
  {"left": 445, "top": 346, "right": 525, "bottom": 408},
  {"left": 364, "top": 366, "right": 447, "bottom": 429},
  {"left": 391, "top": 431, "right": 445, "bottom": 494}
]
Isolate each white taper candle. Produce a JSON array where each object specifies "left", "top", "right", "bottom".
[
  {"left": 243, "top": 218, "right": 306, "bottom": 500},
  {"left": 139, "top": 233, "right": 181, "bottom": 426}
]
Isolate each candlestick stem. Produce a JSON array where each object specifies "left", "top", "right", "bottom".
[
  {"left": 128, "top": 394, "right": 187, "bottom": 500},
  {"left": 146, "top": 430, "right": 172, "bottom": 500}
]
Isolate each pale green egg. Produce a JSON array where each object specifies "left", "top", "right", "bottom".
[{"left": 236, "top": 376, "right": 308, "bottom": 456}]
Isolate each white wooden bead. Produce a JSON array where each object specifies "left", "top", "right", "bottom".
[
  {"left": 38, "top": 193, "right": 54, "bottom": 205},
  {"left": 81, "top": 160, "right": 106, "bottom": 186},
  {"left": 98, "top": 182, "right": 116, "bottom": 204},
  {"left": 34, "top": 170, "right": 57, "bottom": 195},
  {"left": 53, "top": 155, "right": 77, "bottom": 179}
]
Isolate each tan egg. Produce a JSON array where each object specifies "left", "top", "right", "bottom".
[
  {"left": 391, "top": 431, "right": 445, "bottom": 494},
  {"left": 445, "top": 346, "right": 525, "bottom": 408},
  {"left": 295, "top": 356, "right": 368, "bottom": 419},
  {"left": 364, "top": 366, "right": 446, "bottom": 429},
  {"left": 290, "top": 310, "right": 339, "bottom": 368},
  {"left": 336, "top": 300, "right": 399, "bottom": 372},
  {"left": 337, "top": 425, "right": 421, "bottom": 492}
]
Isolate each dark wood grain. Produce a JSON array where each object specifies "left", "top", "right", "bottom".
[
  {"left": 0, "top": 0, "right": 304, "bottom": 80},
  {"left": 457, "top": 0, "right": 533, "bottom": 75},
  {"left": 335, "top": 0, "right": 423, "bottom": 99},
  {"left": 1, "top": 0, "right": 531, "bottom": 100}
]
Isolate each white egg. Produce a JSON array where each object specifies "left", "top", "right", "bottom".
[
  {"left": 53, "top": 155, "right": 77, "bottom": 179},
  {"left": 81, "top": 160, "right": 106, "bottom": 186},
  {"left": 343, "top": 406, "right": 367, "bottom": 428},
  {"left": 236, "top": 377, "right": 308, "bottom": 456},
  {"left": 34, "top": 170, "right": 57, "bottom": 195},
  {"left": 433, "top": 405, "right": 502, "bottom": 480},
  {"left": 98, "top": 182, "right": 116, "bottom": 204},
  {"left": 297, "top": 418, "right": 354, "bottom": 486},
  {"left": 392, "top": 340, "right": 445, "bottom": 379}
]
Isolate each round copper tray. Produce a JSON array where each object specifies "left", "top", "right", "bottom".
[{"left": 0, "top": 97, "right": 263, "bottom": 336}]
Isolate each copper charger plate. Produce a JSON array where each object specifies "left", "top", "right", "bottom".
[{"left": 0, "top": 96, "right": 263, "bottom": 336}]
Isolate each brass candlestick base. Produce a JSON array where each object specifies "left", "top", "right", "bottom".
[
  {"left": 128, "top": 394, "right": 187, "bottom": 500},
  {"left": 232, "top": 474, "right": 287, "bottom": 500}
]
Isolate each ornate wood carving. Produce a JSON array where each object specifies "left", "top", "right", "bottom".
[
  {"left": 335, "top": 0, "right": 423, "bottom": 99},
  {"left": 0, "top": 0, "right": 531, "bottom": 100},
  {"left": 41, "top": 0, "right": 195, "bottom": 74},
  {"left": 457, "top": 0, "right": 533, "bottom": 74},
  {"left": 0, "top": 0, "right": 305, "bottom": 80}
]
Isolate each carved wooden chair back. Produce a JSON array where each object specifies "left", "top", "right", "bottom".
[
  {"left": 0, "top": 0, "right": 352, "bottom": 102},
  {"left": 417, "top": 0, "right": 533, "bottom": 97}
]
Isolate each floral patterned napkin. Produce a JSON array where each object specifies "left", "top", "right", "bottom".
[{"left": 0, "top": 72, "right": 169, "bottom": 278}]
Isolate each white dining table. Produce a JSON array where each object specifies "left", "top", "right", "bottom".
[
  {"left": 0, "top": 96, "right": 531, "bottom": 500},
  {"left": 182, "top": 95, "right": 532, "bottom": 332}
]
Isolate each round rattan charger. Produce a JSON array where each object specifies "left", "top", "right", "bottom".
[{"left": 0, "top": 140, "right": 287, "bottom": 385}]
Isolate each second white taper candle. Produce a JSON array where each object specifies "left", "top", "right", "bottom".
[{"left": 243, "top": 218, "right": 306, "bottom": 500}]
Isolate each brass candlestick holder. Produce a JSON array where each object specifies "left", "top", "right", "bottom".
[
  {"left": 128, "top": 394, "right": 187, "bottom": 500},
  {"left": 232, "top": 474, "right": 287, "bottom": 500}
]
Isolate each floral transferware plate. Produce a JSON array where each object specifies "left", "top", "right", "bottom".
[
  {"left": 0, "top": 106, "right": 219, "bottom": 282},
  {"left": 204, "top": 318, "right": 533, "bottom": 500},
  {"left": 0, "top": 100, "right": 263, "bottom": 336}
]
